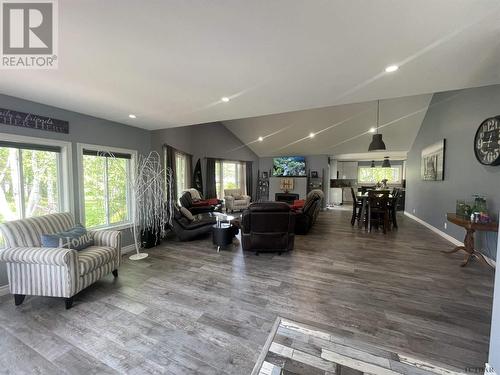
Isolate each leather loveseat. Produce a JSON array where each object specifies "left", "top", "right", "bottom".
[
  {"left": 169, "top": 205, "right": 217, "bottom": 241},
  {"left": 241, "top": 202, "right": 295, "bottom": 254},
  {"left": 179, "top": 190, "right": 222, "bottom": 215},
  {"left": 294, "top": 189, "right": 324, "bottom": 235}
]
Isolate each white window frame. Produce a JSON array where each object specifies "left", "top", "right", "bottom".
[
  {"left": 0, "top": 133, "right": 74, "bottom": 216},
  {"left": 215, "top": 160, "right": 246, "bottom": 199},
  {"left": 175, "top": 151, "right": 189, "bottom": 199},
  {"left": 357, "top": 165, "right": 403, "bottom": 185},
  {"left": 77, "top": 143, "right": 136, "bottom": 230}
]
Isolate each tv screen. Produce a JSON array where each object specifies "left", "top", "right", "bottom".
[{"left": 272, "top": 156, "right": 306, "bottom": 177}]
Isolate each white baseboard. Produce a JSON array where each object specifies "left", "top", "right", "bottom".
[
  {"left": 404, "top": 211, "right": 463, "bottom": 247},
  {"left": 0, "top": 285, "right": 9, "bottom": 296},
  {"left": 404, "top": 211, "right": 496, "bottom": 267},
  {"left": 121, "top": 244, "right": 136, "bottom": 255}
]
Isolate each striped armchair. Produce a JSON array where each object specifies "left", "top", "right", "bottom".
[{"left": 0, "top": 213, "right": 121, "bottom": 309}]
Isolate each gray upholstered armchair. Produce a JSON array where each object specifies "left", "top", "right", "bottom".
[
  {"left": 224, "top": 188, "right": 251, "bottom": 212},
  {"left": 0, "top": 213, "right": 121, "bottom": 309}
]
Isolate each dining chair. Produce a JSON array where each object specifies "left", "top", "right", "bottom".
[
  {"left": 367, "top": 190, "right": 390, "bottom": 234},
  {"left": 389, "top": 188, "right": 400, "bottom": 228},
  {"left": 350, "top": 187, "right": 363, "bottom": 226}
]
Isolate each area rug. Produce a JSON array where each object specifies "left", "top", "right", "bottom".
[{"left": 252, "top": 317, "right": 466, "bottom": 375}]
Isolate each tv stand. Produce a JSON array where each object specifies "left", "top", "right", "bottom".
[{"left": 275, "top": 193, "right": 299, "bottom": 205}]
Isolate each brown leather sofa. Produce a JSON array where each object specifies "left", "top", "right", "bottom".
[
  {"left": 294, "top": 189, "right": 324, "bottom": 234},
  {"left": 241, "top": 202, "right": 295, "bottom": 255}
]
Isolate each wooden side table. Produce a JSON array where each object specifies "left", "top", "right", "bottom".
[{"left": 443, "top": 213, "right": 498, "bottom": 267}]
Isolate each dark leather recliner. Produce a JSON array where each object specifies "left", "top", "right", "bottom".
[
  {"left": 294, "top": 189, "right": 324, "bottom": 235},
  {"left": 241, "top": 202, "right": 295, "bottom": 254},
  {"left": 179, "top": 191, "right": 222, "bottom": 214},
  {"left": 169, "top": 205, "right": 216, "bottom": 241}
]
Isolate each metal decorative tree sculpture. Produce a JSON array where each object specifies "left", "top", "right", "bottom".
[{"left": 130, "top": 151, "right": 173, "bottom": 260}]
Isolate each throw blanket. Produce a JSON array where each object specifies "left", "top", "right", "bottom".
[
  {"left": 187, "top": 188, "right": 202, "bottom": 201},
  {"left": 192, "top": 198, "right": 219, "bottom": 206}
]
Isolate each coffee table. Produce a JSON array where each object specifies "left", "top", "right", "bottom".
[
  {"left": 212, "top": 212, "right": 235, "bottom": 224},
  {"left": 212, "top": 223, "right": 235, "bottom": 252},
  {"left": 211, "top": 212, "right": 241, "bottom": 251}
]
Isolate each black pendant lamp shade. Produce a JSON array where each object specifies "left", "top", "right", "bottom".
[
  {"left": 368, "top": 100, "right": 386, "bottom": 152},
  {"left": 382, "top": 156, "right": 391, "bottom": 168},
  {"left": 368, "top": 134, "right": 386, "bottom": 151}
]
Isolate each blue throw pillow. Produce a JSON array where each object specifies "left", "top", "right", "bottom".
[{"left": 41, "top": 224, "right": 94, "bottom": 251}]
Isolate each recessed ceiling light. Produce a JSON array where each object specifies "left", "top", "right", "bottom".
[
  {"left": 369, "top": 127, "right": 376, "bottom": 133},
  {"left": 385, "top": 65, "right": 399, "bottom": 73},
  {"left": 309, "top": 132, "right": 315, "bottom": 138},
  {"left": 221, "top": 97, "right": 230, "bottom": 102},
  {"left": 128, "top": 114, "right": 136, "bottom": 119},
  {"left": 258, "top": 136, "right": 263, "bottom": 142}
]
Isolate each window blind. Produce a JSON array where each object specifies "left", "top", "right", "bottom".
[
  {"left": 0, "top": 141, "right": 61, "bottom": 153},
  {"left": 83, "top": 149, "right": 131, "bottom": 159}
]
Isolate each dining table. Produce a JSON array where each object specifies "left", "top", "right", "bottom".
[{"left": 356, "top": 191, "right": 395, "bottom": 230}]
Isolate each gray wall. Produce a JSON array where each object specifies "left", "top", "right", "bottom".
[
  {"left": 259, "top": 155, "right": 329, "bottom": 202},
  {"left": 406, "top": 85, "right": 500, "bottom": 260},
  {"left": 151, "top": 122, "right": 259, "bottom": 198},
  {"left": 269, "top": 177, "right": 308, "bottom": 200},
  {"left": 0, "top": 94, "right": 151, "bottom": 286}
]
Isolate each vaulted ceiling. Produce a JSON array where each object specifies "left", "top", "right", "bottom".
[
  {"left": 223, "top": 94, "right": 433, "bottom": 157},
  {"left": 0, "top": 1, "right": 499, "bottom": 131}
]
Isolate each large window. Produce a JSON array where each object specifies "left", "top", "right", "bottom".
[
  {"left": 215, "top": 160, "right": 246, "bottom": 199},
  {"left": 0, "top": 135, "right": 72, "bottom": 246},
  {"left": 358, "top": 166, "right": 402, "bottom": 184},
  {"left": 175, "top": 151, "right": 189, "bottom": 199},
  {"left": 0, "top": 144, "right": 61, "bottom": 222},
  {"left": 78, "top": 144, "right": 135, "bottom": 229}
]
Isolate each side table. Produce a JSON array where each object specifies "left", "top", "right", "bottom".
[
  {"left": 212, "top": 223, "right": 235, "bottom": 252},
  {"left": 443, "top": 213, "right": 498, "bottom": 267}
]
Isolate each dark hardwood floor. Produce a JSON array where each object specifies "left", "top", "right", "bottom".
[{"left": 0, "top": 210, "right": 494, "bottom": 374}]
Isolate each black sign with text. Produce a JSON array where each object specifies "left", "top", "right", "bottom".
[{"left": 0, "top": 108, "right": 69, "bottom": 134}]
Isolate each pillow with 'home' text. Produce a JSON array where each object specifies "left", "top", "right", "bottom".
[{"left": 41, "top": 224, "right": 94, "bottom": 251}]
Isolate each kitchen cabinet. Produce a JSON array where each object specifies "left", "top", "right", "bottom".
[
  {"left": 331, "top": 188, "right": 343, "bottom": 205},
  {"left": 337, "top": 161, "right": 358, "bottom": 180},
  {"left": 342, "top": 188, "right": 353, "bottom": 203}
]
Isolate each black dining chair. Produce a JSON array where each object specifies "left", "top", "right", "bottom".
[
  {"left": 367, "top": 190, "right": 390, "bottom": 234},
  {"left": 389, "top": 188, "right": 400, "bottom": 228},
  {"left": 350, "top": 187, "right": 363, "bottom": 226}
]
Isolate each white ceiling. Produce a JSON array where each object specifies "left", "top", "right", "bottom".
[
  {"left": 0, "top": 0, "right": 500, "bottom": 129},
  {"left": 0, "top": 1, "right": 499, "bottom": 130},
  {"left": 223, "top": 94, "right": 433, "bottom": 156}
]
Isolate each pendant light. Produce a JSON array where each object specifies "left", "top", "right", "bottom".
[
  {"left": 370, "top": 160, "right": 376, "bottom": 168},
  {"left": 368, "top": 100, "right": 386, "bottom": 151},
  {"left": 382, "top": 156, "right": 391, "bottom": 168}
]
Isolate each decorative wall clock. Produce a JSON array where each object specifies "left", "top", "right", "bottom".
[{"left": 474, "top": 116, "right": 500, "bottom": 166}]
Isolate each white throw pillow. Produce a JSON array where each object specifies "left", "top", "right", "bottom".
[
  {"left": 188, "top": 188, "right": 201, "bottom": 201},
  {"left": 180, "top": 206, "right": 194, "bottom": 221}
]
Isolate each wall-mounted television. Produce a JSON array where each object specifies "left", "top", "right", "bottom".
[{"left": 272, "top": 156, "right": 306, "bottom": 177}]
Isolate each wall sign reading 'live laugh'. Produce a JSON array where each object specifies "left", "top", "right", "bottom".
[{"left": 0, "top": 108, "right": 69, "bottom": 134}]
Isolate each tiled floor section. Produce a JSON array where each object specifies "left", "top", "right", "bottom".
[{"left": 255, "top": 317, "right": 468, "bottom": 375}]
